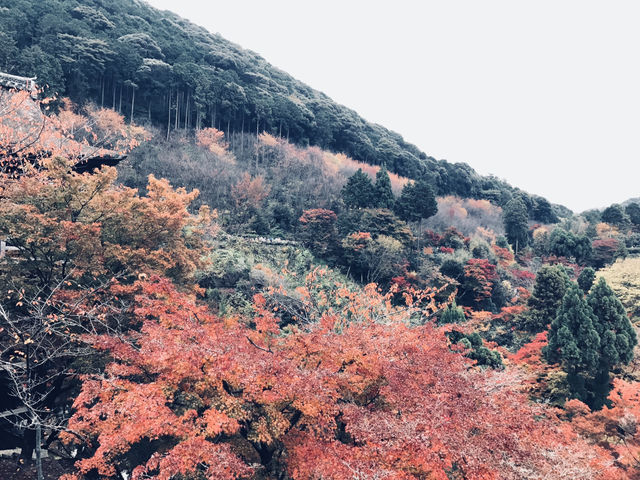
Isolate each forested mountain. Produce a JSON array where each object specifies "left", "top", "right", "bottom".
[
  {"left": 3, "top": 2, "right": 640, "bottom": 479},
  {"left": 0, "top": 0, "right": 562, "bottom": 220}
]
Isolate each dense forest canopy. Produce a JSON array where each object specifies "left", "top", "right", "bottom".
[{"left": 0, "top": 0, "right": 565, "bottom": 220}]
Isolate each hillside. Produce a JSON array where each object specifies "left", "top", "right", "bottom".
[
  {"left": 3, "top": 3, "right": 640, "bottom": 479},
  {"left": 0, "top": 0, "right": 563, "bottom": 220}
]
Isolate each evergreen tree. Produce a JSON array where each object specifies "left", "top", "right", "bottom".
[
  {"left": 342, "top": 169, "right": 376, "bottom": 209},
  {"left": 586, "top": 278, "right": 637, "bottom": 408},
  {"left": 532, "top": 197, "right": 558, "bottom": 223},
  {"left": 440, "top": 302, "right": 466, "bottom": 324},
  {"left": 601, "top": 204, "right": 630, "bottom": 228},
  {"left": 394, "top": 179, "right": 437, "bottom": 223},
  {"left": 543, "top": 283, "right": 601, "bottom": 405},
  {"left": 374, "top": 166, "right": 395, "bottom": 209},
  {"left": 625, "top": 202, "right": 640, "bottom": 226},
  {"left": 503, "top": 196, "right": 529, "bottom": 253},
  {"left": 522, "top": 265, "right": 569, "bottom": 332},
  {"left": 577, "top": 267, "right": 596, "bottom": 293}
]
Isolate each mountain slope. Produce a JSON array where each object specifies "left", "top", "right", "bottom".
[{"left": 0, "top": 0, "right": 563, "bottom": 219}]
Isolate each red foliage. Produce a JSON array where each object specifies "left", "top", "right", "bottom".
[
  {"left": 494, "top": 305, "right": 526, "bottom": 323},
  {"left": 509, "top": 331, "right": 548, "bottom": 369},
  {"left": 422, "top": 229, "right": 443, "bottom": 246},
  {"left": 493, "top": 244, "right": 515, "bottom": 267},
  {"left": 464, "top": 258, "right": 498, "bottom": 304},
  {"left": 564, "top": 379, "right": 640, "bottom": 478},
  {"left": 62, "top": 277, "right": 612, "bottom": 480},
  {"left": 298, "top": 209, "right": 340, "bottom": 257}
]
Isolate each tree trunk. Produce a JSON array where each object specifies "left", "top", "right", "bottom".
[
  {"left": 100, "top": 76, "right": 105, "bottom": 107},
  {"left": 130, "top": 86, "right": 135, "bottom": 125},
  {"left": 112, "top": 79, "right": 116, "bottom": 109},
  {"left": 175, "top": 90, "right": 179, "bottom": 130},
  {"left": 35, "top": 423, "right": 43, "bottom": 480},
  {"left": 184, "top": 91, "right": 190, "bottom": 130},
  {"left": 19, "top": 428, "right": 35, "bottom": 465},
  {"left": 166, "top": 88, "right": 171, "bottom": 140},
  {"left": 256, "top": 117, "right": 260, "bottom": 169},
  {"left": 118, "top": 84, "right": 122, "bottom": 113},
  {"left": 241, "top": 113, "right": 245, "bottom": 157}
]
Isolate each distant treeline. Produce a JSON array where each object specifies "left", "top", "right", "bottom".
[{"left": 0, "top": 0, "right": 564, "bottom": 221}]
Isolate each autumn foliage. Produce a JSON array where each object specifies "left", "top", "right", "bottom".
[
  {"left": 0, "top": 90, "right": 147, "bottom": 171},
  {"left": 58, "top": 275, "right": 614, "bottom": 480}
]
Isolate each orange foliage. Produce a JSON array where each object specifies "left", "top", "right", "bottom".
[
  {"left": 439, "top": 195, "right": 468, "bottom": 220},
  {"left": 464, "top": 258, "right": 497, "bottom": 304},
  {"left": 323, "top": 151, "right": 409, "bottom": 194},
  {"left": 231, "top": 172, "right": 270, "bottom": 210},
  {"left": 0, "top": 159, "right": 211, "bottom": 289},
  {"left": 565, "top": 379, "right": 640, "bottom": 477},
  {"left": 493, "top": 243, "right": 515, "bottom": 267},
  {"left": 596, "top": 222, "right": 620, "bottom": 238},
  {"left": 509, "top": 331, "right": 548, "bottom": 370},
  {"left": 62, "top": 276, "right": 612, "bottom": 480},
  {"left": 0, "top": 91, "right": 147, "bottom": 171}
]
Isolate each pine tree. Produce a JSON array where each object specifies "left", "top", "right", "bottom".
[
  {"left": 440, "top": 302, "right": 466, "bottom": 324},
  {"left": 522, "top": 265, "right": 569, "bottom": 332},
  {"left": 543, "top": 283, "right": 601, "bottom": 405},
  {"left": 503, "top": 196, "right": 529, "bottom": 254},
  {"left": 586, "top": 278, "right": 637, "bottom": 408},
  {"left": 374, "top": 166, "right": 395, "bottom": 209},
  {"left": 342, "top": 168, "right": 376, "bottom": 209},
  {"left": 577, "top": 267, "right": 596, "bottom": 292},
  {"left": 394, "top": 179, "right": 437, "bottom": 222}
]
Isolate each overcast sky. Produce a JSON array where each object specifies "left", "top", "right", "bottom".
[{"left": 145, "top": 0, "right": 639, "bottom": 212}]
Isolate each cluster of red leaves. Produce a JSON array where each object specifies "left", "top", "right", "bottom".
[
  {"left": 493, "top": 244, "right": 515, "bottom": 267},
  {"left": 509, "top": 331, "right": 549, "bottom": 371},
  {"left": 464, "top": 258, "right": 498, "bottom": 304},
  {"left": 563, "top": 379, "right": 640, "bottom": 478},
  {"left": 61, "top": 277, "right": 613, "bottom": 480}
]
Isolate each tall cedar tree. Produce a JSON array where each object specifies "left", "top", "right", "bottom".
[
  {"left": 544, "top": 283, "right": 602, "bottom": 407},
  {"left": 341, "top": 168, "right": 376, "bottom": 209},
  {"left": 585, "top": 278, "right": 637, "bottom": 408},
  {"left": 523, "top": 265, "right": 569, "bottom": 332},
  {"left": 577, "top": 267, "right": 596, "bottom": 292},
  {"left": 394, "top": 179, "right": 437, "bottom": 222},
  {"left": 374, "top": 165, "right": 395, "bottom": 209},
  {"left": 503, "top": 196, "right": 529, "bottom": 253}
]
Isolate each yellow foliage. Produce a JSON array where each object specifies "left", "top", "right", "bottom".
[
  {"left": 533, "top": 226, "right": 550, "bottom": 240},
  {"left": 596, "top": 222, "right": 619, "bottom": 238},
  {"left": 597, "top": 257, "right": 640, "bottom": 323}
]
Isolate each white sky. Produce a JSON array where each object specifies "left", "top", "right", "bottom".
[{"left": 145, "top": 0, "right": 640, "bottom": 212}]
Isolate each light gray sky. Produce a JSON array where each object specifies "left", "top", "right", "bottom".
[{"left": 146, "top": 0, "right": 640, "bottom": 212}]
